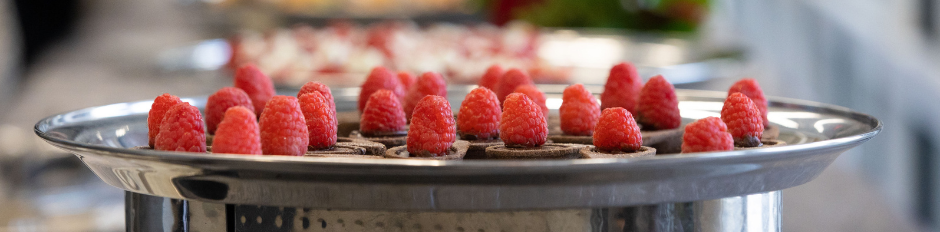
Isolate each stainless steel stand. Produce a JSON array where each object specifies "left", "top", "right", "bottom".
[{"left": 126, "top": 190, "right": 780, "bottom": 232}]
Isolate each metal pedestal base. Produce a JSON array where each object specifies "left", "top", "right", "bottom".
[{"left": 125, "top": 191, "right": 780, "bottom": 232}]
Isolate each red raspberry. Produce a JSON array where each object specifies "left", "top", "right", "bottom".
[
  {"left": 148, "top": 93, "right": 182, "bottom": 148},
  {"left": 457, "top": 87, "right": 501, "bottom": 140},
  {"left": 593, "top": 107, "right": 642, "bottom": 152},
  {"left": 477, "top": 64, "right": 505, "bottom": 91},
  {"left": 206, "top": 87, "right": 255, "bottom": 135},
  {"left": 636, "top": 75, "right": 681, "bottom": 130},
  {"left": 155, "top": 102, "right": 207, "bottom": 152},
  {"left": 499, "top": 93, "right": 548, "bottom": 147},
  {"left": 681, "top": 117, "right": 734, "bottom": 153},
  {"left": 360, "top": 89, "right": 408, "bottom": 134},
  {"left": 403, "top": 72, "right": 447, "bottom": 120},
  {"left": 512, "top": 85, "right": 548, "bottom": 117},
  {"left": 299, "top": 91, "right": 337, "bottom": 150},
  {"left": 494, "top": 68, "right": 533, "bottom": 104},
  {"left": 601, "top": 62, "right": 643, "bottom": 113},
  {"left": 397, "top": 71, "right": 416, "bottom": 91},
  {"left": 234, "top": 64, "right": 276, "bottom": 116},
  {"left": 211, "top": 106, "right": 262, "bottom": 155},
  {"left": 560, "top": 84, "right": 600, "bottom": 136},
  {"left": 259, "top": 96, "right": 309, "bottom": 156},
  {"left": 358, "top": 66, "right": 405, "bottom": 112},
  {"left": 298, "top": 81, "right": 335, "bottom": 113},
  {"left": 728, "top": 78, "right": 769, "bottom": 126},
  {"left": 407, "top": 96, "right": 456, "bottom": 156},
  {"left": 721, "top": 92, "right": 764, "bottom": 147}
]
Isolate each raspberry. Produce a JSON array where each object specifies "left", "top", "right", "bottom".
[
  {"left": 500, "top": 93, "right": 548, "bottom": 147},
  {"left": 593, "top": 107, "right": 642, "bottom": 152},
  {"left": 259, "top": 96, "right": 309, "bottom": 156},
  {"left": 457, "top": 87, "right": 501, "bottom": 140},
  {"left": 721, "top": 92, "right": 764, "bottom": 147},
  {"left": 155, "top": 102, "right": 207, "bottom": 152},
  {"left": 397, "top": 71, "right": 416, "bottom": 92},
  {"left": 512, "top": 85, "right": 548, "bottom": 117},
  {"left": 636, "top": 75, "right": 681, "bottom": 130},
  {"left": 211, "top": 106, "right": 262, "bottom": 155},
  {"left": 358, "top": 66, "right": 405, "bottom": 112},
  {"left": 407, "top": 96, "right": 457, "bottom": 156},
  {"left": 494, "top": 68, "right": 533, "bottom": 104},
  {"left": 297, "top": 81, "right": 335, "bottom": 113},
  {"left": 148, "top": 93, "right": 182, "bottom": 148},
  {"left": 601, "top": 62, "right": 643, "bottom": 113},
  {"left": 477, "top": 64, "right": 504, "bottom": 91},
  {"left": 560, "top": 84, "right": 600, "bottom": 136},
  {"left": 681, "top": 117, "right": 734, "bottom": 153},
  {"left": 360, "top": 89, "right": 408, "bottom": 134},
  {"left": 299, "top": 91, "right": 337, "bottom": 150},
  {"left": 728, "top": 78, "right": 769, "bottom": 126},
  {"left": 206, "top": 87, "right": 255, "bottom": 135},
  {"left": 234, "top": 64, "right": 276, "bottom": 116},
  {"left": 403, "top": 72, "right": 447, "bottom": 120}
]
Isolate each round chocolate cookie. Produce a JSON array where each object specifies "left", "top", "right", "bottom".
[
  {"left": 351, "top": 130, "right": 408, "bottom": 148},
  {"left": 384, "top": 140, "right": 470, "bottom": 160},
  {"left": 335, "top": 137, "right": 386, "bottom": 155},
  {"left": 463, "top": 140, "right": 505, "bottom": 159},
  {"left": 580, "top": 146, "right": 656, "bottom": 159},
  {"left": 483, "top": 143, "right": 585, "bottom": 159},
  {"left": 733, "top": 140, "right": 787, "bottom": 151}
]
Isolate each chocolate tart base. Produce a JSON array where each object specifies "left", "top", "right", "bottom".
[
  {"left": 351, "top": 130, "right": 408, "bottom": 148},
  {"left": 384, "top": 140, "right": 470, "bottom": 160},
  {"left": 641, "top": 128, "right": 684, "bottom": 155},
  {"left": 463, "top": 140, "right": 505, "bottom": 159},
  {"left": 580, "top": 146, "right": 657, "bottom": 159},
  {"left": 764, "top": 125, "right": 780, "bottom": 140},
  {"left": 547, "top": 134, "right": 593, "bottom": 145},
  {"left": 303, "top": 137, "right": 388, "bottom": 158},
  {"left": 733, "top": 140, "right": 787, "bottom": 151},
  {"left": 483, "top": 143, "right": 585, "bottom": 160},
  {"left": 140, "top": 137, "right": 386, "bottom": 158}
]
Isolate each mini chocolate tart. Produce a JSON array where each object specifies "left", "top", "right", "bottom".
[
  {"left": 763, "top": 125, "right": 780, "bottom": 140},
  {"left": 547, "top": 134, "right": 593, "bottom": 145},
  {"left": 303, "top": 137, "right": 388, "bottom": 158},
  {"left": 457, "top": 133, "right": 504, "bottom": 159},
  {"left": 483, "top": 143, "right": 585, "bottom": 159},
  {"left": 641, "top": 127, "right": 684, "bottom": 155},
  {"left": 384, "top": 140, "right": 470, "bottom": 160},
  {"left": 350, "top": 130, "right": 408, "bottom": 148},
  {"left": 579, "top": 146, "right": 656, "bottom": 159},
  {"left": 733, "top": 140, "right": 787, "bottom": 151},
  {"left": 463, "top": 140, "right": 504, "bottom": 159}
]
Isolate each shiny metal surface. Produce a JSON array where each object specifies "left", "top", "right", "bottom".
[
  {"left": 35, "top": 88, "right": 880, "bottom": 210},
  {"left": 125, "top": 190, "right": 779, "bottom": 232}
]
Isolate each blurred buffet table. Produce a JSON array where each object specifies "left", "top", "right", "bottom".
[{"left": 0, "top": 0, "right": 924, "bottom": 231}]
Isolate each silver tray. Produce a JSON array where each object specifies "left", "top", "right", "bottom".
[{"left": 34, "top": 87, "right": 880, "bottom": 210}]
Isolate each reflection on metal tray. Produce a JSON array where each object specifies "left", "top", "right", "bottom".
[{"left": 35, "top": 88, "right": 878, "bottom": 210}]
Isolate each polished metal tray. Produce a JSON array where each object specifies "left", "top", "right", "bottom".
[{"left": 34, "top": 87, "right": 880, "bottom": 211}]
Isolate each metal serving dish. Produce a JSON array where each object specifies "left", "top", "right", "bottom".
[{"left": 34, "top": 87, "right": 880, "bottom": 211}]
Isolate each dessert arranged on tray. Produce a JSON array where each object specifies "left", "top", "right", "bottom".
[{"left": 145, "top": 61, "right": 785, "bottom": 159}]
